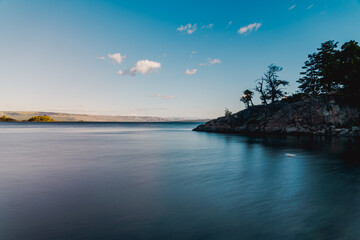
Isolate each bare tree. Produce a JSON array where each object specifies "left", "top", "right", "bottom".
[
  {"left": 263, "top": 64, "right": 289, "bottom": 103},
  {"left": 255, "top": 77, "right": 269, "bottom": 105}
]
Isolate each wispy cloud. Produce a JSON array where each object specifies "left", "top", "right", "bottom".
[
  {"left": 152, "top": 94, "right": 174, "bottom": 100},
  {"left": 226, "top": 21, "right": 232, "bottom": 29},
  {"left": 177, "top": 23, "right": 197, "bottom": 34},
  {"left": 200, "top": 58, "right": 221, "bottom": 66},
  {"left": 201, "top": 23, "right": 214, "bottom": 29},
  {"left": 96, "top": 56, "right": 105, "bottom": 60},
  {"left": 185, "top": 68, "right": 198, "bottom": 75},
  {"left": 238, "top": 22, "right": 262, "bottom": 35},
  {"left": 108, "top": 53, "right": 126, "bottom": 64},
  {"left": 118, "top": 60, "right": 161, "bottom": 76},
  {"left": 190, "top": 51, "right": 197, "bottom": 58},
  {"left": 288, "top": 4, "right": 296, "bottom": 10},
  {"left": 307, "top": 4, "right": 314, "bottom": 9}
]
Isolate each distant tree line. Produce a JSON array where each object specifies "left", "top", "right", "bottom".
[
  {"left": 231, "top": 40, "right": 360, "bottom": 112},
  {"left": 28, "top": 115, "right": 55, "bottom": 122},
  {"left": 0, "top": 115, "right": 16, "bottom": 122},
  {"left": 0, "top": 115, "right": 56, "bottom": 122}
]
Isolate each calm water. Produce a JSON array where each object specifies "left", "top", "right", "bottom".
[{"left": 0, "top": 122, "right": 360, "bottom": 240}]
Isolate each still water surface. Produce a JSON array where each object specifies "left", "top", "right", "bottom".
[{"left": 0, "top": 122, "right": 360, "bottom": 240}]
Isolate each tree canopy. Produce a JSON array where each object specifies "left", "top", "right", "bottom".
[
  {"left": 224, "top": 108, "right": 232, "bottom": 117},
  {"left": 297, "top": 40, "right": 360, "bottom": 95},
  {"left": 240, "top": 89, "right": 254, "bottom": 108},
  {"left": 0, "top": 115, "right": 16, "bottom": 122}
]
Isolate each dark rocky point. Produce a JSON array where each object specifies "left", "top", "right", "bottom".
[{"left": 193, "top": 95, "right": 360, "bottom": 137}]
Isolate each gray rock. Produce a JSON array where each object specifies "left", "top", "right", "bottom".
[{"left": 193, "top": 95, "right": 360, "bottom": 137}]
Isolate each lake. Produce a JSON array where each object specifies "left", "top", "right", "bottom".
[{"left": 0, "top": 122, "right": 360, "bottom": 240}]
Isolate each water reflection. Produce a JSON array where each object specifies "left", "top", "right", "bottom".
[{"left": 0, "top": 123, "right": 359, "bottom": 239}]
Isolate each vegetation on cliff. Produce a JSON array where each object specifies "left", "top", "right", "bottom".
[
  {"left": 197, "top": 40, "right": 360, "bottom": 136},
  {"left": 28, "top": 115, "right": 55, "bottom": 122},
  {"left": 238, "top": 40, "right": 360, "bottom": 110},
  {"left": 298, "top": 40, "right": 360, "bottom": 96}
]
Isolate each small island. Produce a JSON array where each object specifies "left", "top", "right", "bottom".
[
  {"left": 27, "top": 115, "right": 55, "bottom": 122},
  {"left": 194, "top": 40, "right": 360, "bottom": 137},
  {"left": 0, "top": 115, "right": 16, "bottom": 122}
]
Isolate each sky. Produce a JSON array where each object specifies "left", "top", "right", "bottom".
[{"left": 0, "top": 0, "right": 360, "bottom": 118}]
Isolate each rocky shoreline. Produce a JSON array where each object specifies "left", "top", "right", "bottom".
[{"left": 193, "top": 95, "right": 360, "bottom": 137}]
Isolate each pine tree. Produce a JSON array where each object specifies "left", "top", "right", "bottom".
[{"left": 298, "top": 41, "right": 340, "bottom": 94}]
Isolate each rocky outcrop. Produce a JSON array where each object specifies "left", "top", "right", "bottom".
[{"left": 193, "top": 95, "right": 360, "bottom": 137}]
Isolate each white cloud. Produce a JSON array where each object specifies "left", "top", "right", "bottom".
[
  {"left": 118, "top": 60, "right": 161, "bottom": 76},
  {"left": 307, "top": 4, "right": 314, "bottom": 9},
  {"left": 177, "top": 23, "right": 197, "bottom": 34},
  {"left": 209, "top": 59, "right": 221, "bottom": 64},
  {"left": 97, "top": 56, "right": 105, "bottom": 60},
  {"left": 152, "top": 94, "right": 174, "bottom": 100},
  {"left": 131, "top": 60, "right": 161, "bottom": 74},
  {"left": 201, "top": 23, "right": 214, "bottom": 29},
  {"left": 185, "top": 68, "right": 198, "bottom": 75},
  {"left": 288, "top": 4, "right": 296, "bottom": 10},
  {"left": 200, "top": 58, "right": 221, "bottom": 66},
  {"left": 108, "top": 53, "right": 126, "bottom": 64},
  {"left": 238, "top": 22, "right": 262, "bottom": 35}
]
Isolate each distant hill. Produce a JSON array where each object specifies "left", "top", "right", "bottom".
[{"left": 0, "top": 111, "right": 207, "bottom": 122}]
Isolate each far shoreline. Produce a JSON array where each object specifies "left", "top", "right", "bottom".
[
  {"left": 0, "top": 111, "right": 209, "bottom": 123},
  {"left": 0, "top": 121, "right": 207, "bottom": 123}
]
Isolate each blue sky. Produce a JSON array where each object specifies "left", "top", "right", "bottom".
[{"left": 0, "top": 0, "right": 360, "bottom": 118}]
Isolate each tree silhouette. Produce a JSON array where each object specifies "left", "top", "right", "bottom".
[
  {"left": 240, "top": 89, "right": 254, "bottom": 108},
  {"left": 255, "top": 77, "right": 269, "bottom": 105},
  {"left": 298, "top": 40, "right": 360, "bottom": 96},
  {"left": 224, "top": 108, "right": 232, "bottom": 117},
  {"left": 263, "top": 64, "right": 288, "bottom": 103},
  {"left": 298, "top": 40, "right": 340, "bottom": 94},
  {"left": 338, "top": 40, "right": 360, "bottom": 95}
]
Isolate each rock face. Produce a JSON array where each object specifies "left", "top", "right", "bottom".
[{"left": 193, "top": 95, "right": 360, "bottom": 137}]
